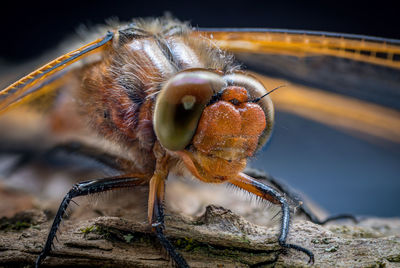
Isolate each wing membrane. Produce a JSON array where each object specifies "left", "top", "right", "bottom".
[
  {"left": 197, "top": 29, "right": 400, "bottom": 143},
  {"left": 0, "top": 31, "right": 114, "bottom": 113},
  {"left": 254, "top": 74, "right": 400, "bottom": 143},
  {"left": 198, "top": 28, "right": 400, "bottom": 69}
]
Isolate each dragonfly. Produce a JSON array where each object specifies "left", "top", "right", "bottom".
[{"left": 0, "top": 17, "right": 399, "bottom": 267}]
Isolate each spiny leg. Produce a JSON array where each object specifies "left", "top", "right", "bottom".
[
  {"left": 245, "top": 168, "right": 357, "bottom": 224},
  {"left": 35, "top": 174, "right": 149, "bottom": 268},
  {"left": 229, "top": 172, "right": 314, "bottom": 264},
  {"left": 147, "top": 163, "right": 189, "bottom": 268}
]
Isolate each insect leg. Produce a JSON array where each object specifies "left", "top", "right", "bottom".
[
  {"left": 147, "top": 156, "right": 189, "bottom": 268},
  {"left": 245, "top": 168, "right": 358, "bottom": 224},
  {"left": 35, "top": 174, "right": 149, "bottom": 268},
  {"left": 229, "top": 172, "right": 314, "bottom": 264}
]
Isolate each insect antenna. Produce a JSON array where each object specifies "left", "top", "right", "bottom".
[
  {"left": 207, "top": 89, "right": 225, "bottom": 105},
  {"left": 250, "top": 85, "right": 286, "bottom": 103}
]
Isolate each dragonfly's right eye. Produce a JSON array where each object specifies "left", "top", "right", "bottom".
[{"left": 154, "top": 70, "right": 226, "bottom": 151}]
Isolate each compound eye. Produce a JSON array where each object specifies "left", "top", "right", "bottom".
[{"left": 154, "top": 70, "right": 225, "bottom": 151}]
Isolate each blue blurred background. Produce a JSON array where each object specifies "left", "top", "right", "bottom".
[{"left": 251, "top": 111, "right": 400, "bottom": 217}]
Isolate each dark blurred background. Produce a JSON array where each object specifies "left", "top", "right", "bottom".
[
  {"left": 1, "top": 0, "right": 399, "bottom": 62},
  {"left": 0, "top": 0, "right": 399, "bottom": 217}
]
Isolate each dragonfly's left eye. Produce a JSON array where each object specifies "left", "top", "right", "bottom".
[{"left": 154, "top": 70, "right": 225, "bottom": 151}]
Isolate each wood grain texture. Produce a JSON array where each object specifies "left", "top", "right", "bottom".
[{"left": 0, "top": 181, "right": 399, "bottom": 267}]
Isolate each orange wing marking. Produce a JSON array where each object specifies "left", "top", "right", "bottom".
[{"left": 197, "top": 29, "right": 400, "bottom": 69}]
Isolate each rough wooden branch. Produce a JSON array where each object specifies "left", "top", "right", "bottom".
[
  {"left": 1, "top": 204, "right": 400, "bottom": 267},
  {"left": 1, "top": 171, "right": 400, "bottom": 268}
]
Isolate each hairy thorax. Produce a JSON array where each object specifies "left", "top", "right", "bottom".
[{"left": 75, "top": 21, "right": 238, "bottom": 175}]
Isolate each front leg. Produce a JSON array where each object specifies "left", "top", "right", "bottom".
[
  {"left": 229, "top": 172, "right": 314, "bottom": 264},
  {"left": 35, "top": 173, "right": 149, "bottom": 268},
  {"left": 147, "top": 149, "right": 189, "bottom": 268}
]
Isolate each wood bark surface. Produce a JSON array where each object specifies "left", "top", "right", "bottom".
[{"left": 0, "top": 177, "right": 399, "bottom": 267}]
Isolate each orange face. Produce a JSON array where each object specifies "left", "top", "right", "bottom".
[
  {"left": 194, "top": 86, "right": 266, "bottom": 160},
  {"left": 178, "top": 86, "right": 267, "bottom": 183},
  {"left": 153, "top": 69, "right": 273, "bottom": 183}
]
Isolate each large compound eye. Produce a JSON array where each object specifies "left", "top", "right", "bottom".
[
  {"left": 223, "top": 73, "right": 274, "bottom": 149},
  {"left": 154, "top": 70, "right": 225, "bottom": 151}
]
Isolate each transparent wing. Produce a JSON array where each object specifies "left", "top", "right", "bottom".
[
  {"left": 197, "top": 29, "right": 400, "bottom": 143},
  {"left": 0, "top": 31, "right": 114, "bottom": 114},
  {"left": 197, "top": 28, "right": 400, "bottom": 69}
]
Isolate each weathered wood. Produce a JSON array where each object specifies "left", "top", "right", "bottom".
[
  {"left": 1, "top": 203, "right": 400, "bottom": 267},
  {"left": 1, "top": 174, "right": 400, "bottom": 267}
]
